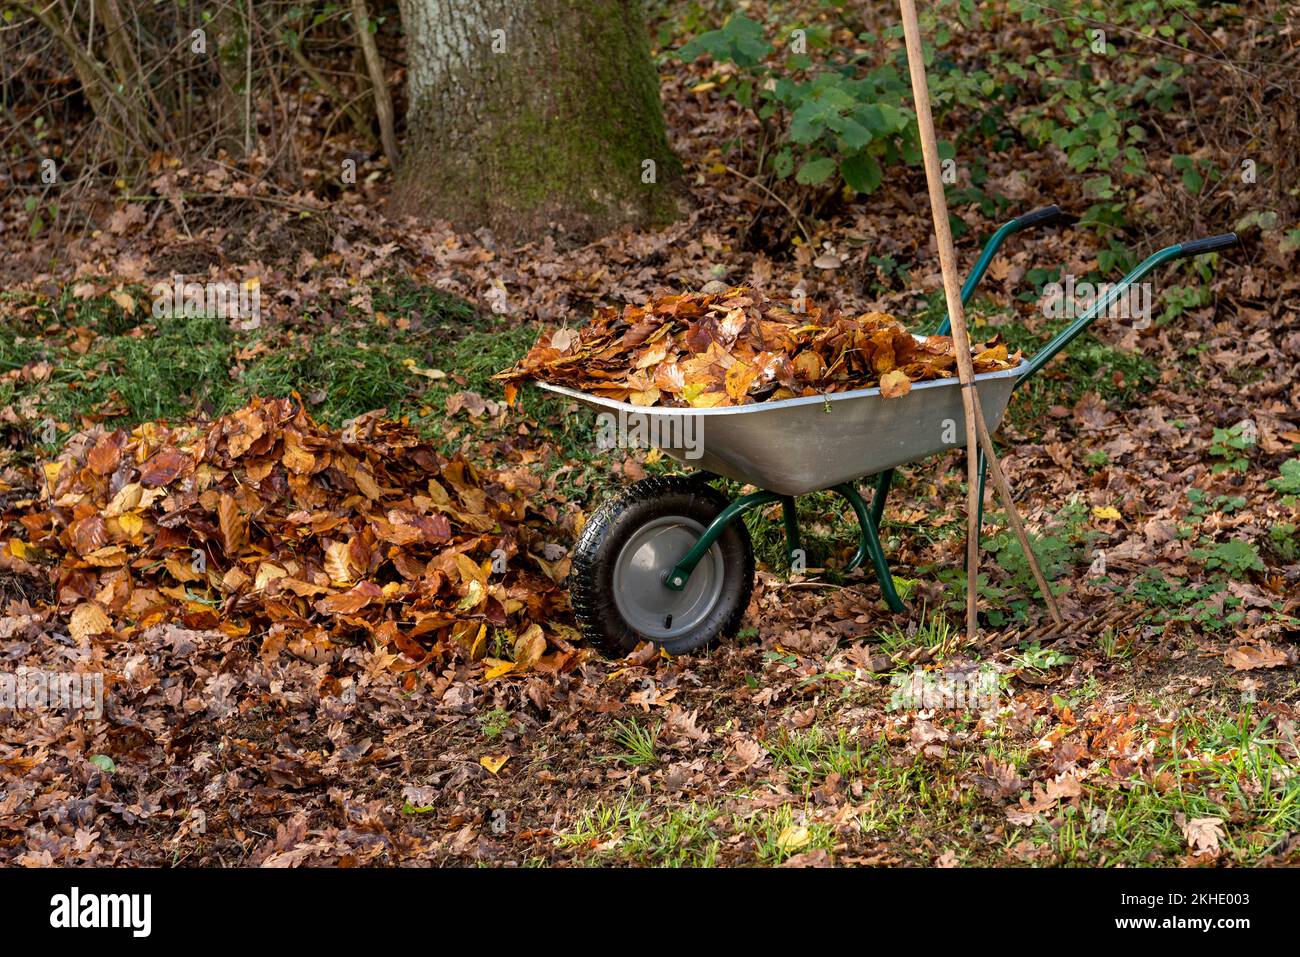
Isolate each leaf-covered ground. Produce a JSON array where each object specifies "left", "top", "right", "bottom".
[{"left": 2, "top": 1, "right": 1299, "bottom": 866}]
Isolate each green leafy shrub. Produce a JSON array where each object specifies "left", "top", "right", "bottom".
[
  {"left": 1190, "top": 539, "right": 1264, "bottom": 578},
  {"left": 676, "top": 14, "right": 937, "bottom": 198},
  {"left": 1268, "top": 459, "right": 1300, "bottom": 502},
  {"left": 1209, "top": 422, "right": 1255, "bottom": 474},
  {"left": 667, "top": 0, "right": 1268, "bottom": 277}
]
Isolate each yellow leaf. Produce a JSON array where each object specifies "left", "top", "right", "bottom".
[
  {"left": 118, "top": 512, "right": 144, "bottom": 538},
  {"left": 217, "top": 493, "right": 245, "bottom": 552},
  {"left": 1092, "top": 505, "right": 1122, "bottom": 521},
  {"left": 163, "top": 554, "right": 201, "bottom": 582},
  {"left": 686, "top": 389, "right": 728, "bottom": 409},
  {"left": 254, "top": 563, "right": 287, "bottom": 591},
  {"left": 457, "top": 578, "right": 486, "bottom": 612},
  {"left": 104, "top": 482, "right": 143, "bottom": 517},
  {"left": 84, "top": 545, "right": 128, "bottom": 566},
  {"left": 9, "top": 539, "right": 37, "bottom": 561},
  {"left": 879, "top": 370, "right": 912, "bottom": 399},
  {"left": 281, "top": 431, "right": 316, "bottom": 474},
  {"left": 776, "top": 825, "right": 811, "bottom": 853},
  {"left": 691, "top": 81, "right": 717, "bottom": 93},
  {"left": 725, "top": 359, "right": 758, "bottom": 402},
  {"left": 467, "top": 622, "right": 487, "bottom": 660},
  {"left": 483, "top": 658, "right": 515, "bottom": 681},
  {"left": 480, "top": 754, "right": 510, "bottom": 775},
  {"left": 402, "top": 357, "right": 446, "bottom": 380},
  {"left": 222, "top": 566, "right": 251, "bottom": 592},
  {"left": 454, "top": 552, "right": 487, "bottom": 587},
  {"left": 109, "top": 289, "right": 136, "bottom": 314},
  {"left": 69, "top": 602, "right": 112, "bottom": 643},
  {"left": 512, "top": 624, "right": 547, "bottom": 672},
  {"left": 324, "top": 541, "right": 353, "bottom": 585}
]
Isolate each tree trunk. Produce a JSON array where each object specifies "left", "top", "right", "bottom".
[{"left": 394, "top": 0, "right": 679, "bottom": 242}]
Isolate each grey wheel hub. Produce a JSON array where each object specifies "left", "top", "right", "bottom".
[{"left": 612, "top": 516, "right": 724, "bottom": 640}]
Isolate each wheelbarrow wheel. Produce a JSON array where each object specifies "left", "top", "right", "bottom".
[{"left": 571, "top": 476, "right": 754, "bottom": 656}]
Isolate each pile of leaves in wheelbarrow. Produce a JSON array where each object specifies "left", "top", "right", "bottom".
[
  {"left": 14, "top": 396, "right": 574, "bottom": 674},
  {"left": 495, "top": 286, "right": 1021, "bottom": 407}
]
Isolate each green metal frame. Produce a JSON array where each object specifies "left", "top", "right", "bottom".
[
  {"left": 663, "top": 480, "right": 904, "bottom": 612},
  {"left": 663, "top": 489, "right": 782, "bottom": 591},
  {"left": 661, "top": 216, "right": 1237, "bottom": 610},
  {"left": 970, "top": 241, "right": 1211, "bottom": 543},
  {"left": 933, "top": 215, "right": 1043, "bottom": 337}
]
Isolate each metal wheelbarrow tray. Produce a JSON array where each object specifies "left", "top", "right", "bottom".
[
  {"left": 548, "top": 207, "right": 1239, "bottom": 656},
  {"left": 540, "top": 358, "right": 1026, "bottom": 498}
]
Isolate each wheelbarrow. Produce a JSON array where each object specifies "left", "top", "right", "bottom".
[{"left": 541, "top": 208, "right": 1238, "bottom": 654}]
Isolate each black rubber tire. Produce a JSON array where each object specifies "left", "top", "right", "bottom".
[{"left": 571, "top": 476, "right": 755, "bottom": 657}]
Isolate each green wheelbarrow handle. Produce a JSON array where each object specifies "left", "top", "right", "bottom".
[
  {"left": 934, "top": 204, "right": 1075, "bottom": 337},
  {"left": 1020, "top": 231, "right": 1240, "bottom": 383}
]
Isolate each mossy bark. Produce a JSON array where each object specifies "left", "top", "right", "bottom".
[{"left": 394, "top": 0, "right": 680, "bottom": 242}]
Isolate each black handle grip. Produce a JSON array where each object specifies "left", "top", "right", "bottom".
[
  {"left": 1179, "top": 232, "right": 1239, "bottom": 256},
  {"left": 1015, "top": 205, "right": 1069, "bottom": 229}
]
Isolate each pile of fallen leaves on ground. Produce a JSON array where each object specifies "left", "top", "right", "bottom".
[
  {"left": 9, "top": 396, "right": 574, "bottom": 675},
  {"left": 495, "top": 286, "right": 1021, "bottom": 407}
]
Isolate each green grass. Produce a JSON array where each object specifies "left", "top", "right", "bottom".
[
  {"left": 721, "top": 474, "right": 938, "bottom": 583},
  {"left": 1123, "top": 567, "right": 1249, "bottom": 633},
  {"left": 1020, "top": 708, "right": 1300, "bottom": 866},
  {"left": 600, "top": 718, "right": 661, "bottom": 766},
  {"left": 0, "top": 279, "right": 608, "bottom": 484},
  {"left": 730, "top": 487, "right": 863, "bottom": 577},
  {"left": 1, "top": 312, "right": 237, "bottom": 441},
  {"left": 370, "top": 275, "right": 478, "bottom": 327},
  {"left": 906, "top": 289, "right": 1156, "bottom": 401},
  {"left": 557, "top": 703, "right": 1300, "bottom": 866},
  {"left": 1000, "top": 319, "right": 1158, "bottom": 434},
  {"left": 556, "top": 796, "right": 724, "bottom": 866},
  {"left": 744, "top": 804, "right": 835, "bottom": 864},
  {"left": 765, "top": 726, "right": 870, "bottom": 789},
  {"left": 555, "top": 794, "right": 836, "bottom": 866},
  {"left": 926, "top": 498, "right": 1095, "bottom": 626},
  {"left": 546, "top": 691, "right": 1293, "bottom": 867},
  {"left": 0, "top": 275, "right": 724, "bottom": 538},
  {"left": 876, "top": 606, "right": 961, "bottom": 658},
  {"left": 4, "top": 285, "right": 459, "bottom": 449},
  {"left": 850, "top": 738, "right": 984, "bottom": 841},
  {"left": 898, "top": 290, "right": 1159, "bottom": 436}
]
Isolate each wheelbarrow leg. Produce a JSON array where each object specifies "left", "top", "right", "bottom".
[
  {"left": 831, "top": 483, "right": 906, "bottom": 613},
  {"left": 870, "top": 469, "right": 894, "bottom": 530},
  {"left": 780, "top": 496, "right": 801, "bottom": 567}
]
